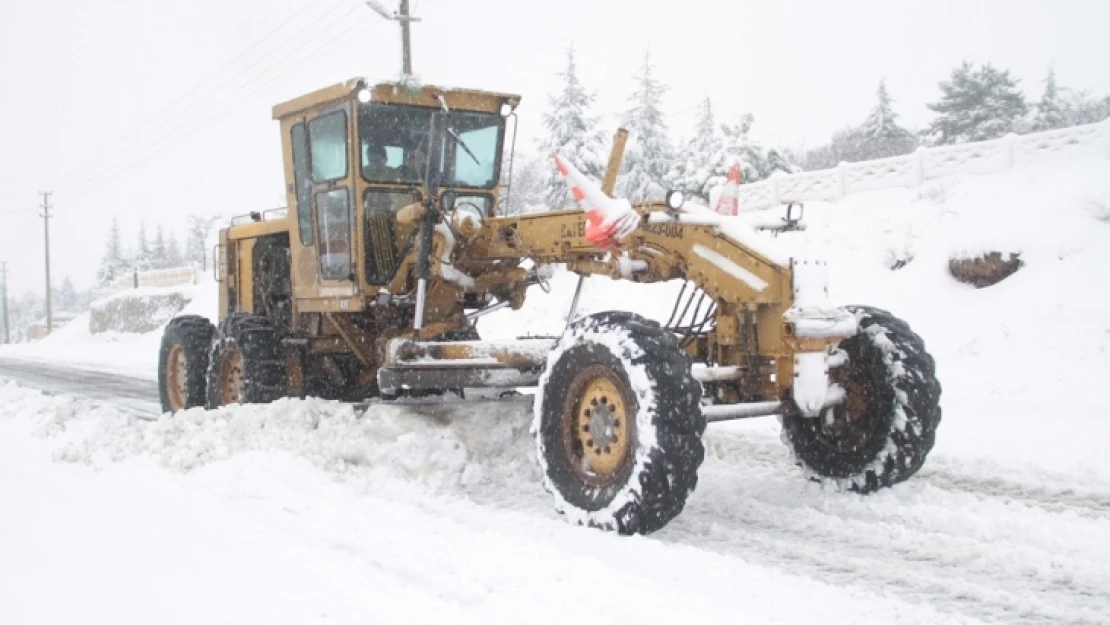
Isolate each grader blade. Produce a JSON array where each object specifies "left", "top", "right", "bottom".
[{"left": 378, "top": 338, "right": 554, "bottom": 394}]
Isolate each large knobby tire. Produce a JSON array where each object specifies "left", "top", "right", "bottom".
[
  {"left": 781, "top": 305, "right": 942, "bottom": 493},
  {"left": 158, "top": 315, "right": 215, "bottom": 414},
  {"left": 534, "top": 311, "right": 706, "bottom": 535},
  {"left": 206, "top": 313, "right": 286, "bottom": 409}
]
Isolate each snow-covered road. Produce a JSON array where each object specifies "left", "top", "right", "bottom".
[{"left": 1, "top": 362, "right": 1107, "bottom": 625}]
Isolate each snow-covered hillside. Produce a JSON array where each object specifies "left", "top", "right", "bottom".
[{"left": 2, "top": 156, "right": 1109, "bottom": 624}]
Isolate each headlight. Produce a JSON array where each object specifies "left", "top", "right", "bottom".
[
  {"left": 356, "top": 88, "right": 372, "bottom": 103},
  {"left": 665, "top": 190, "right": 685, "bottom": 210}
]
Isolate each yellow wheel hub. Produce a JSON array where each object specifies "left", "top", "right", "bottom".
[
  {"left": 218, "top": 348, "right": 244, "bottom": 406},
  {"left": 165, "top": 344, "right": 187, "bottom": 411},
  {"left": 563, "top": 365, "right": 634, "bottom": 484}
]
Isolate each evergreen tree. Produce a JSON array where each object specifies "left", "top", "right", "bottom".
[
  {"left": 617, "top": 50, "right": 673, "bottom": 202},
  {"left": 185, "top": 214, "right": 220, "bottom": 267},
  {"left": 503, "top": 153, "right": 548, "bottom": 215},
  {"left": 152, "top": 224, "right": 168, "bottom": 270},
  {"left": 666, "top": 97, "right": 723, "bottom": 201},
  {"left": 861, "top": 79, "right": 912, "bottom": 139},
  {"left": 1064, "top": 92, "right": 1110, "bottom": 125},
  {"left": 165, "top": 232, "right": 184, "bottom": 268},
  {"left": 96, "top": 217, "right": 130, "bottom": 286},
  {"left": 667, "top": 102, "right": 798, "bottom": 202},
  {"left": 926, "top": 61, "right": 1028, "bottom": 145},
  {"left": 538, "top": 45, "right": 607, "bottom": 207},
  {"left": 1031, "top": 68, "right": 1066, "bottom": 131},
  {"left": 56, "top": 276, "right": 77, "bottom": 312},
  {"left": 136, "top": 220, "right": 153, "bottom": 271}
]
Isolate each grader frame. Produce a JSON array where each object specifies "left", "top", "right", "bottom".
[{"left": 161, "top": 76, "right": 941, "bottom": 535}]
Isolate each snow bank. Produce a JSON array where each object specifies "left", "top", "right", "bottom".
[
  {"left": 0, "top": 276, "right": 220, "bottom": 379},
  {"left": 90, "top": 284, "right": 193, "bottom": 334},
  {"left": 0, "top": 381, "right": 540, "bottom": 501}
]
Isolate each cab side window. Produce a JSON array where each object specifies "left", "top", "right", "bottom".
[
  {"left": 290, "top": 124, "right": 314, "bottom": 245},
  {"left": 308, "top": 111, "right": 348, "bottom": 182}
]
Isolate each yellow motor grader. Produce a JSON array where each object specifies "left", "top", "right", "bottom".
[{"left": 158, "top": 78, "right": 941, "bottom": 534}]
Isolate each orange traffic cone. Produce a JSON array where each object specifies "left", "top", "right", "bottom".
[
  {"left": 553, "top": 154, "right": 640, "bottom": 249},
  {"left": 714, "top": 162, "right": 742, "bottom": 216}
]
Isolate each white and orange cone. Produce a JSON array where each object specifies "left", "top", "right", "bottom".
[
  {"left": 553, "top": 154, "right": 640, "bottom": 249},
  {"left": 714, "top": 162, "right": 742, "bottom": 216}
]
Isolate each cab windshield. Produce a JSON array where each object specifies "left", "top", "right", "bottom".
[{"left": 359, "top": 102, "right": 503, "bottom": 189}]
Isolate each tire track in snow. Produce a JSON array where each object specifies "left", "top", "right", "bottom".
[
  {"left": 677, "top": 481, "right": 1110, "bottom": 624},
  {"left": 916, "top": 469, "right": 1110, "bottom": 518},
  {"left": 670, "top": 492, "right": 1109, "bottom": 625},
  {"left": 704, "top": 428, "right": 1110, "bottom": 520}
]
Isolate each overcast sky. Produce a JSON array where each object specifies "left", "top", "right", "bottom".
[{"left": 2, "top": 0, "right": 1108, "bottom": 294}]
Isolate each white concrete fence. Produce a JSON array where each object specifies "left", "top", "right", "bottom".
[
  {"left": 105, "top": 266, "right": 198, "bottom": 292},
  {"left": 737, "top": 119, "right": 1110, "bottom": 211}
]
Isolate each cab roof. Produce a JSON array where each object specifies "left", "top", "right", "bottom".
[{"left": 272, "top": 78, "right": 522, "bottom": 120}]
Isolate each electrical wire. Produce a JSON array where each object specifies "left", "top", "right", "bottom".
[
  {"left": 61, "top": 9, "right": 372, "bottom": 204},
  {"left": 55, "top": 0, "right": 351, "bottom": 186}
]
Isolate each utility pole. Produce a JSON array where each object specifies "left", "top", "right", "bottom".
[
  {"left": 1, "top": 261, "right": 9, "bottom": 344},
  {"left": 40, "top": 191, "right": 53, "bottom": 334},
  {"left": 399, "top": 0, "right": 412, "bottom": 76},
  {"left": 366, "top": 1, "right": 420, "bottom": 76}
]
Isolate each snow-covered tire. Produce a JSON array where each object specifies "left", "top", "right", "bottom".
[
  {"left": 534, "top": 311, "right": 705, "bottom": 535},
  {"left": 158, "top": 315, "right": 215, "bottom": 414},
  {"left": 205, "top": 313, "right": 286, "bottom": 409},
  {"left": 781, "top": 305, "right": 941, "bottom": 493}
]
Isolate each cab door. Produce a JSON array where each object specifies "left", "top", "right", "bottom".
[{"left": 289, "top": 102, "right": 360, "bottom": 307}]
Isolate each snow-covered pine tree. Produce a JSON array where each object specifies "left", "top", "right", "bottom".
[
  {"left": 666, "top": 97, "right": 722, "bottom": 202},
  {"left": 862, "top": 80, "right": 897, "bottom": 137},
  {"left": 136, "top": 220, "right": 153, "bottom": 271},
  {"left": 165, "top": 232, "right": 184, "bottom": 268},
  {"left": 96, "top": 217, "right": 130, "bottom": 286},
  {"left": 1031, "top": 68, "right": 1067, "bottom": 131},
  {"left": 55, "top": 276, "right": 78, "bottom": 312},
  {"left": 185, "top": 214, "right": 219, "bottom": 268},
  {"left": 926, "top": 62, "right": 1028, "bottom": 145},
  {"left": 617, "top": 50, "right": 672, "bottom": 202},
  {"left": 1064, "top": 92, "right": 1110, "bottom": 126},
  {"left": 853, "top": 79, "right": 916, "bottom": 159},
  {"left": 152, "top": 224, "right": 168, "bottom": 270},
  {"left": 503, "top": 153, "right": 548, "bottom": 215},
  {"left": 538, "top": 45, "right": 607, "bottom": 208}
]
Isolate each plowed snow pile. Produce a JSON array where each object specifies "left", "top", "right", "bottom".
[{"left": 2, "top": 157, "right": 1110, "bottom": 624}]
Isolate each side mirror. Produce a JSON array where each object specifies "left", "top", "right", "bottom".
[
  {"left": 785, "top": 202, "right": 804, "bottom": 224},
  {"left": 665, "top": 190, "right": 685, "bottom": 211}
]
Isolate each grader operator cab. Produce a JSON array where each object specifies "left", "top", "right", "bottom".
[{"left": 158, "top": 77, "right": 941, "bottom": 535}]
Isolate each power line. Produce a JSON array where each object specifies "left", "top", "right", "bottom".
[
  {"left": 59, "top": 4, "right": 369, "bottom": 202},
  {"left": 61, "top": 11, "right": 374, "bottom": 204},
  {"left": 0, "top": 206, "right": 38, "bottom": 218},
  {"left": 54, "top": 0, "right": 350, "bottom": 185}
]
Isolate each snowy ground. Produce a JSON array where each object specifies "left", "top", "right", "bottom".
[{"left": 2, "top": 157, "right": 1110, "bottom": 624}]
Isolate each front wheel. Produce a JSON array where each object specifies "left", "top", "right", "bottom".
[
  {"left": 534, "top": 312, "right": 705, "bottom": 535},
  {"left": 781, "top": 305, "right": 942, "bottom": 492}
]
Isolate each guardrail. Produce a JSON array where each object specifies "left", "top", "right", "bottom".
[
  {"left": 105, "top": 266, "right": 197, "bottom": 291},
  {"left": 736, "top": 119, "right": 1110, "bottom": 210}
]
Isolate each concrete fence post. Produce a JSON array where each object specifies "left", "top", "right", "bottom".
[
  {"left": 770, "top": 175, "right": 782, "bottom": 206},
  {"left": 913, "top": 146, "right": 927, "bottom": 185},
  {"left": 1103, "top": 119, "right": 1110, "bottom": 158},
  {"left": 1003, "top": 132, "right": 1019, "bottom": 170},
  {"left": 836, "top": 162, "right": 848, "bottom": 198},
  {"left": 133, "top": 269, "right": 139, "bottom": 289}
]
